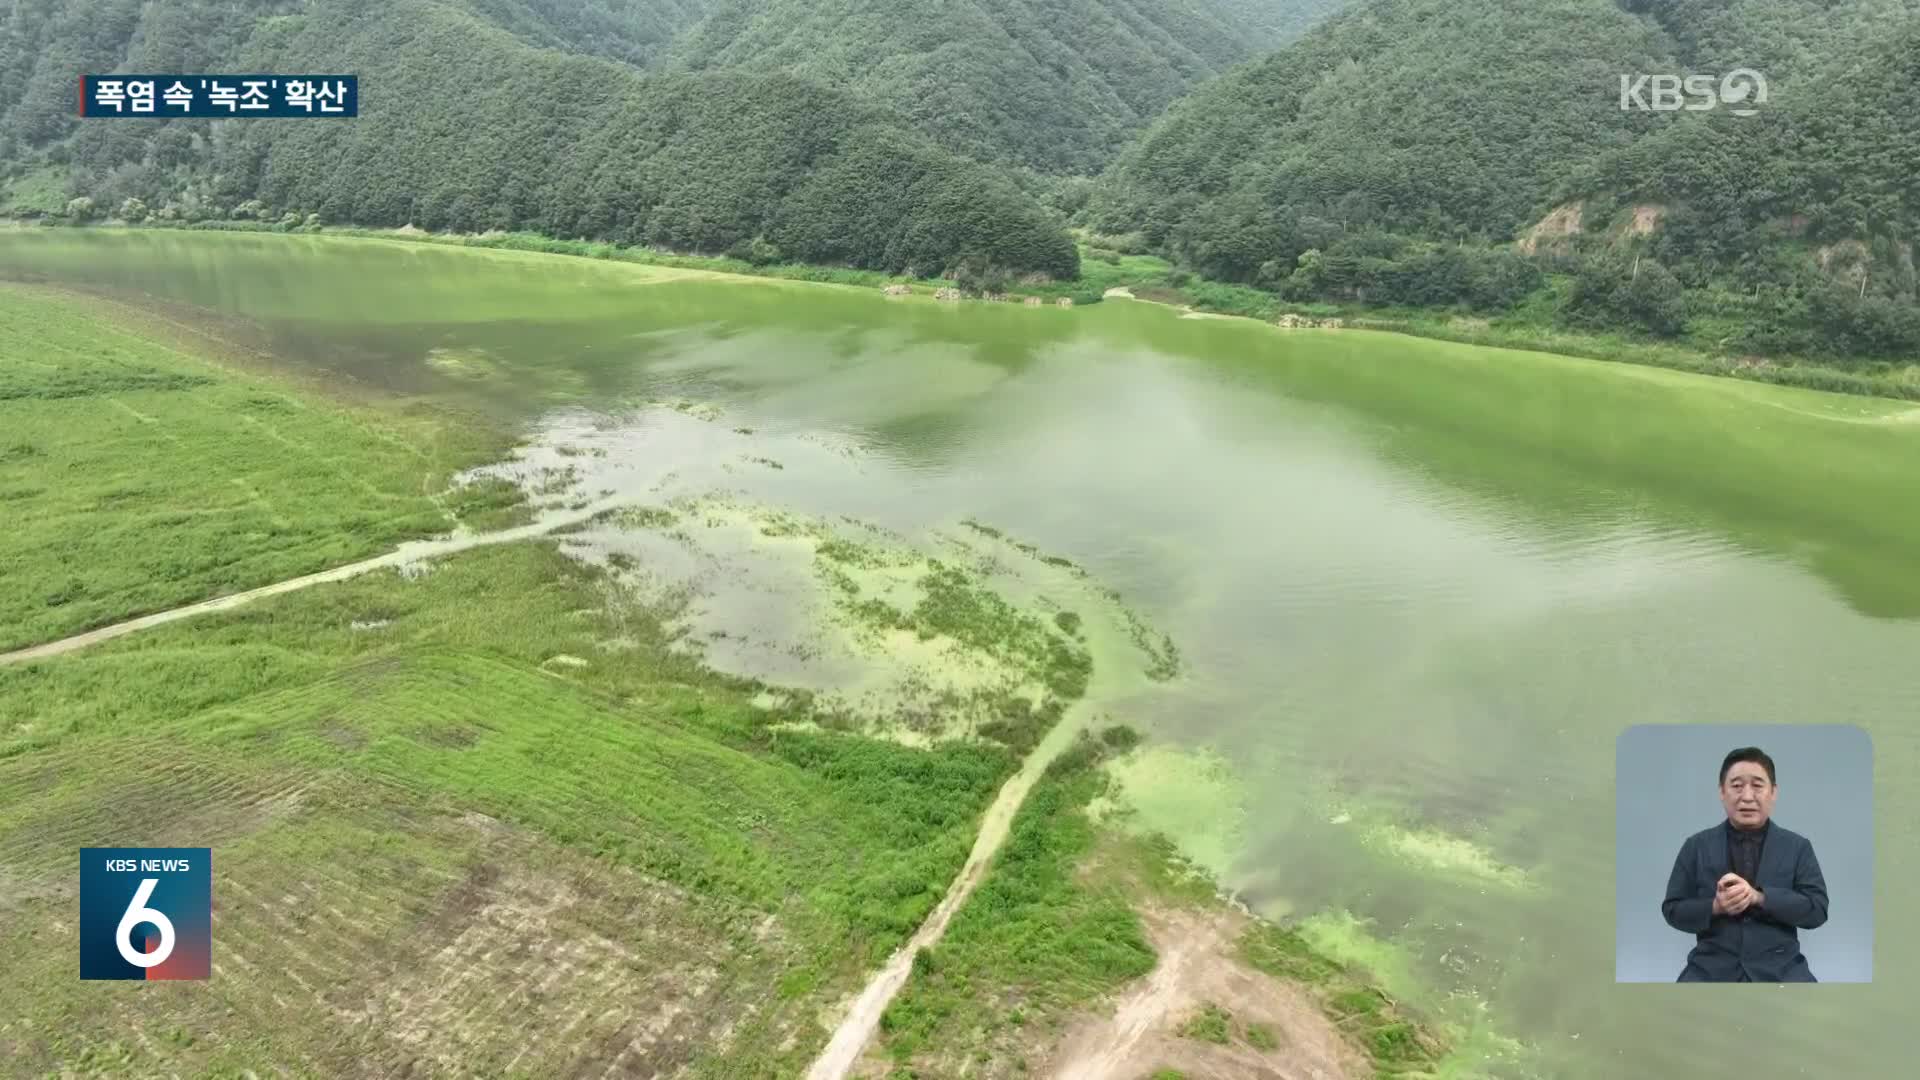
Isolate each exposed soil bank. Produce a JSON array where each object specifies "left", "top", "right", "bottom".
[{"left": 1046, "top": 905, "right": 1367, "bottom": 1080}]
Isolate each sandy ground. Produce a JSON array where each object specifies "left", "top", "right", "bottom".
[{"left": 1043, "top": 906, "right": 1369, "bottom": 1080}]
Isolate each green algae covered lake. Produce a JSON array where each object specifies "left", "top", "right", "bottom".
[{"left": 5, "top": 229, "right": 1918, "bottom": 1077}]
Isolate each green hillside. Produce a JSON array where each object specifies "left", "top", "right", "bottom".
[
  {"left": 0, "top": 0, "right": 1077, "bottom": 277},
  {"left": 2, "top": 0, "right": 1914, "bottom": 367},
  {"left": 1619, "top": 0, "right": 1916, "bottom": 76},
  {"left": 1084, "top": 0, "right": 1920, "bottom": 364},
  {"left": 456, "top": 0, "right": 719, "bottom": 68},
  {"left": 1564, "top": 14, "right": 1920, "bottom": 276},
  {"left": 1089, "top": 0, "right": 1675, "bottom": 256},
  {"left": 667, "top": 0, "right": 1345, "bottom": 174},
  {"left": 0, "top": 1, "right": 1357, "bottom": 275}
]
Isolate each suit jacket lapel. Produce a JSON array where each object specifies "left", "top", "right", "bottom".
[{"left": 1711, "top": 821, "right": 1732, "bottom": 880}]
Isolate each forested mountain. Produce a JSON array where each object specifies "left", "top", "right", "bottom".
[
  {"left": 1560, "top": 13, "right": 1920, "bottom": 356},
  {"left": 0, "top": 0, "right": 1356, "bottom": 274},
  {"left": 454, "top": 0, "right": 718, "bottom": 69},
  {"left": 1618, "top": 0, "right": 1916, "bottom": 79},
  {"left": 666, "top": 0, "right": 1346, "bottom": 174},
  {"left": 1089, "top": 0, "right": 1678, "bottom": 260},
  {"left": 1563, "top": 4, "right": 1920, "bottom": 267},
  {"left": 1210, "top": 0, "right": 1352, "bottom": 44},
  {"left": 1085, "top": 0, "right": 1920, "bottom": 359},
  {"left": 2, "top": 0, "right": 1914, "bottom": 362},
  {"left": 0, "top": 0, "right": 1077, "bottom": 277},
  {"left": 0, "top": 1, "right": 718, "bottom": 154}
]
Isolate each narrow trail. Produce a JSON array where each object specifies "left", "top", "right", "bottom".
[
  {"left": 8, "top": 477, "right": 1116, "bottom": 1079},
  {"left": 804, "top": 703, "right": 1092, "bottom": 1080},
  {"left": 0, "top": 501, "right": 616, "bottom": 666}
]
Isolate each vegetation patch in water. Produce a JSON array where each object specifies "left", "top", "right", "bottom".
[
  {"left": 797, "top": 530, "right": 1100, "bottom": 747},
  {"left": 529, "top": 464, "right": 580, "bottom": 496},
  {"left": 912, "top": 563, "right": 1091, "bottom": 701},
  {"left": 1105, "top": 746, "right": 1248, "bottom": 882},
  {"left": 755, "top": 509, "right": 816, "bottom": 539},
  {"left": 609, "top": 505, "right": 680, "bottom": 530},
  {"left": 656, "top": 397, "right": 724, "bottom": 422},
  {"left": 422, "top": 346, "right": 501, "bottom": 381},
  {"left": 1361, "top": 823, "right": 1535, "bottom": 892},
  {"left": 955, "top": 518, "right": 1083, "bottom": 574},
  {"left": 1121, "top": 607, "right": 1182, "bottom": 681},
  {"left": 442, "top": 476, "right": 534, "bottom": 531}
]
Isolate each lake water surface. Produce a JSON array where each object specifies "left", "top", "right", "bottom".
[{"left": 6, "top": 230, "right": 1916, "bottom": 1078}]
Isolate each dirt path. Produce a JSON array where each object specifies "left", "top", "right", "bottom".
[
  {"left": 1050, "top": 908, "right": 1220, "bottom": 1080},
  {"left": 804, "top": 707, "right": 1092, "bottom": 1080},
  {"left": 6, "top": 482, "right": 1126, "bottom": 1078},
  {"left": 0, "top": 501, "right": 617, "bottom": 666},
  {"left": 1047, "top": 907, "right": 1366, "bottom": 1080}
]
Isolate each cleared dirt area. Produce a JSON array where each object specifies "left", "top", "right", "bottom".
[
  {"left": 336, "top": 826, "right": 778, "bottom": 1077},
  {"left": 1044, "top": 905, "right": 1369, "bottom": 1080}
]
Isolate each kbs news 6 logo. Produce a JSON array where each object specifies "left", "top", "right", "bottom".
[{"left": 79, "top": 848, "right": 211, "bottom": 980}]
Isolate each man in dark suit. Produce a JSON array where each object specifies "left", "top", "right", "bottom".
[{"left": 1661, "top": 746, "right": 1829, "bottom": 982}]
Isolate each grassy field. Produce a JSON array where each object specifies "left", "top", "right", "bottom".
[
  {"left": 0, "top": 248, "right": 1448, "bottom": 1078},
  {"left": 876, "top": 736, "right": 1158, "bottom": 1070},
  {"left": 0, "top": 282, "right": 511, "bottom": 651},
  {"left": 0, "top": 283, "right": 1020, "bottom": 1074},
  {"left": 0, "top": 540, "right": 1016, "bottom": 1076},
  {"left": 874, "top": 736, "right": 1447, "bottom": 1078}
]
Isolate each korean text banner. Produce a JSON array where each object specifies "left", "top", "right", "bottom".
[{"left": 81, "top": 76, "right": 356, "bottom": 118}]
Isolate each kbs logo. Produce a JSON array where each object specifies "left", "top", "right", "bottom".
[
  {"left": 1619, "top": 70, "right": 1770, "bottom": 117},
  {"left": 79, "top": 848, "right": 211, "bottom": 980}
]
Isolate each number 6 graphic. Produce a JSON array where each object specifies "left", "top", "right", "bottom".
[{"left": 115, "top": 878, "right": 176, "bottom": 967}]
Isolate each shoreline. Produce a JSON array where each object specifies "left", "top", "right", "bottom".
[
  {"left": 14, "top": 217, "right": 1916, "bottom": 402},
  {"left": 0, "top": 246, "right": 1483, "bottom": 1077}
]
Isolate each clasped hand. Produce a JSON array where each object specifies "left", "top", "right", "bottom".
[{"left": 1713, "top": 873, "right": 1765, "bottom": 916}]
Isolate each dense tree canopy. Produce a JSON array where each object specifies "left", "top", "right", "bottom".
[
  {"left": 1085, "top": 0, "right": 1919, "bottom": 358},
  {"left": 667, "top": 0, "right": 1344, "bottom": 174},
  {"left": 457, "top": 0, "right": 718, "bottom": 69},
  {"left": 1618, "top": 0, "right": 1916, "bottom": 78},
  {"left": 0, "top": 0, "right": 1079, "bottom": 277},
  {"left": 1566, "top": 13, "right": 1920, "bottom": 273},
  {"left": 2, "top": 0, "right": 1913, "bottom": 359},
  {"left": 1088, "top": 0, "right": 1676, "bottom": 249}
]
